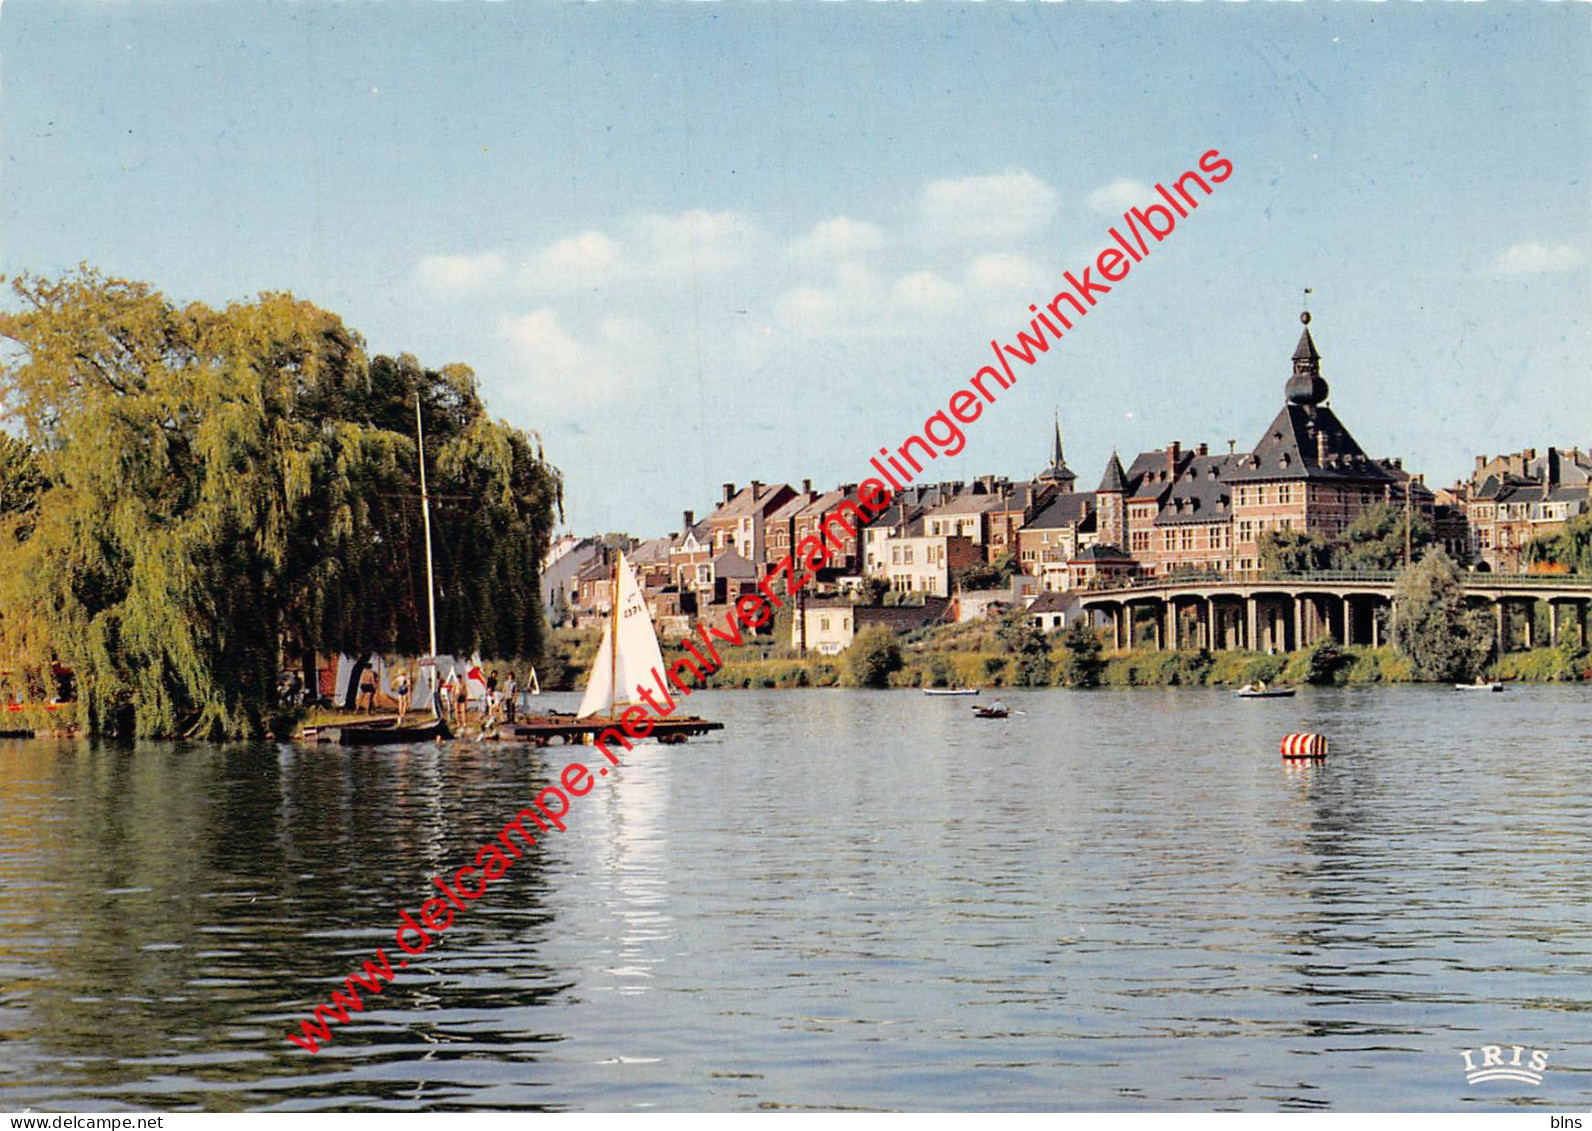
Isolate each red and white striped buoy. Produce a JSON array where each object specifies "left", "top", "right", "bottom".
[{"left": 1280, "top": 732, "right": 1328, "bottom": 759}]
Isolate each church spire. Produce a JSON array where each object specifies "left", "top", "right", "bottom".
[{"left": 1039, "top": 413, "right": 1076, "bottom": 487}]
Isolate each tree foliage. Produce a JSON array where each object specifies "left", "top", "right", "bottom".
[
  {"left": 1334, "top": 502, "right": 1433, "bottom": 571},
  {"left": 997, "top": 614, "right": 1052, "bottom": 686},
  {"left": 846, "top": 627, "right": 902, "bottom": 688},
  {"left": 1258, "top": 528, "right": 1332, "bottom": 574},
  {"left": 1055, "top": 617, "right": 1104, "bottom": 688},
  {"left": 1389, "top": 549, "right": 1493, "bottom": 682},
  {"left": 0, "top": 268, "right": 562, "bottom": 738},
  {"left": 1526, "top": 511, "right": 1592, "bottom": 574}
]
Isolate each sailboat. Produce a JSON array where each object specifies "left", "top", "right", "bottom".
[
  {"left": 339, "top": 394, "right": 452, "bottom": 747},
  {"left": 576, "top": 550, "right": 670, "bottom": 720},
  {"left": 526, "top": 549, "right": 718, "bottom": 743}
]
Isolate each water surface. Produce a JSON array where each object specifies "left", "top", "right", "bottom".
[{"left": 1, "top": 686, "right": 1588, "bottom": 1111}]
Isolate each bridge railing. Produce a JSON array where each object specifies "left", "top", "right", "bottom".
[{"left": 1080, "top": 569, "right": 1592, "bottom": 596}]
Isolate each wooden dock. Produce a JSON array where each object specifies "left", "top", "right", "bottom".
[{"left": 509, "top": 713, "right": 723, "bottom": 745}]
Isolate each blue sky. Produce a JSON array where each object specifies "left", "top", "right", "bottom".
[{"left": 4, "top": 1, "right": 1588, "bottom": 537}]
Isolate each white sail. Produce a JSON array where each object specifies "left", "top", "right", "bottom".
[{"left": 577, "top": 551, "right": 668, "bottom": 718}]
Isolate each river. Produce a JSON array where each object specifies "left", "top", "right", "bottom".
[{"left": 1, "top": 686, "right": 1588, "bottom": 1111}]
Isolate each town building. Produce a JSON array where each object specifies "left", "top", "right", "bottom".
[
  {"left": 1222, "top": 314, "right": 1400, "bottom": 572},
  {"left": 1467, "top": 447, "right": 1592, "bottom": 572}
]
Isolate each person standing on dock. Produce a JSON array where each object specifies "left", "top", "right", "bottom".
[
  {"left": 393, "top": 666, "right": 412, "bottom": 723},
  {"left": 357, "top": 665, "right": 377, "bottom": 715},
  {"left": 504, "top": 671, "right": 518, "bottom": 724}
]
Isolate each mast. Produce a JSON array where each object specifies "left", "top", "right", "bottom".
[
  {"left": 416, "top": 394, "right": 440, "bottom": 713},
  {"left": 608, "top": 551, "right": 620, "bottom": 717}
]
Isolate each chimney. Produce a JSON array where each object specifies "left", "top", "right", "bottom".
[
  {"left": 751, "top": 479, "right": 763, "bottom": 499},
  {"left": 802, "top": 478, "right": 812, "bottom": 494},
  {"left": 1197, "top": 442, "right": 1208, "bottom": 457},
  {"left": 1476, "top": 455, "right": 1487, "bottom": 472},
  {"left": 1228, "top": 439, "right": 1236, "bottom": 455},
  {"left": 683, "top": 510, "right": 694, "bottom": 531},
  {"left": 723, "top": 482, "right": 736, "bottom": 503},
  {"left": 1166, "top": 441, "right": 1181, "bottom": 477}
]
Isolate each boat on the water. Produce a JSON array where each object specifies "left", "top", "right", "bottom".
[
  {"left": 923, "top": 687, "right": 979, "bottom": 697},
  {"left": 1236, "top": 683, "right": 1296, "bottom": 699},
  {"left": 515, "top": 548, "right": 720, "bottom": 742},
  {"left": 971, "top": 703, "right": 1009, "bottom": 719},
  {"left": 1455, "top": 682, "right": 1506, "bottom": 692},
  {"left": 338, "top": 717, "right": 449, "bottom": 746}
]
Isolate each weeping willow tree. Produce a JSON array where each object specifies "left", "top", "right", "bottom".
[{"left": 0, "top": 268, "right": 562, "bottom": 738}]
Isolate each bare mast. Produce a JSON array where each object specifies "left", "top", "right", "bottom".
[{"left": 416, "top": 394, "right": 440, "bottom": 715}]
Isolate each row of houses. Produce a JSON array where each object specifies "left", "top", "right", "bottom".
[{"left": 544, "top": 310, "right": 1590, "bottom": 651}]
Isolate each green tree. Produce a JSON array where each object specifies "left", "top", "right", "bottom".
[
  {"left": 953, "top": 560, "right": 1003, "bottom": 591},
  {"left": 846, "top": 627, "right": 902, "bottom": 688},
  {"left": 1335, "top": 502, "right": 1434, "bottom": 571},
  {"left": 998, "top": 614, "right": 1052, "bottom": 687},
  {"left": 1055, "top": 617, "right": 1104, "bottom": 688},
  {"left": 0, "top": 268, "right": 562, "bottom": 738},
  {"left": 1258, "top": 528, "right": 1332, "bottom": 574},
  {"left": 1526, "top": 511, "right": 1592, "bottom": 574},
  {"left": 1389, "top": 549, "right": 1493, "bottom": 681}
]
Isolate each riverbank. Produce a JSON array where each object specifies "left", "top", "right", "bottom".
[{"left": 540, "top": 623, "right": 1592, "bottom": 690}]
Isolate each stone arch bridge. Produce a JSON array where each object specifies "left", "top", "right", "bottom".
[{"left": 1076, "top": 571, "right": 1592, "bottom": 653}]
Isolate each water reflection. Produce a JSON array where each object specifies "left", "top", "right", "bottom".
[{"left": 0, "top": 686, "right": 1589, "bottom": 1111}]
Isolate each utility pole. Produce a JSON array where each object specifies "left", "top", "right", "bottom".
[{"left": 1404, "top": 480, "right": 1413, "bottom": 570}]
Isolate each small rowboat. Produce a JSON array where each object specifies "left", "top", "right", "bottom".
[
  {"left": 1236, "top": 687, "right": 1295, "bottom": 699},
  {"left": 971, "top": 705, "right": 1009, "bottom": 719},
  {"left": 338, "top": 718, "right": 449, "bottom": 746},
  {"left": 923, "top": 687, "right": 979, "bottom": 697},
  {"left": 1454, "top": 682, "right": 1506, "bottom": 692}
]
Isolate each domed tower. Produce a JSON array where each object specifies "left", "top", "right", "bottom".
[{"left": 1286, "top": 311, "right": 1329, "bottom": 410}]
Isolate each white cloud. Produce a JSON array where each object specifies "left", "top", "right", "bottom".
[
  {"left": 968, "top": 253, "right": 1044, "bottom": 292},
  {"left": 791, "top": 216, "right": 886, "bottom": 261},
  {"left": 524, "top": 230, "right": 623, "bottom": 291},
  {"left": 412, "top": 251, "right": 505, "bottom": 296},
  {"left": 1085, "top": 177, "right": 1152, "bottom": 215},
  {"left": 631, "top": 209, "right": 761, "bottom": 276},
  {"left": 890, "top": 270, "right": 961, "bottom": 311},
  {"left": 1491, "top": 242, "right": 1584, "bottom": 277},
  {"left": 918, "top": 169, "right": 1058, "bottom": 242},
  {"left": 498, "top": 308, "right": 645, "bottom": 404},
  {"left": 775, "top": 286, "right": 844, "bottom": 329}
]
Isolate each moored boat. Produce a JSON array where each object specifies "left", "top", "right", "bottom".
[
  {"left": 1455, "top": 681, "right": 1506, "bottom": 692},
  {"left": 338, "top": 717, "right": 450, "bottom": 746},
  {"left": 923, "top": 687, "right": 979, "bottom": 697}
]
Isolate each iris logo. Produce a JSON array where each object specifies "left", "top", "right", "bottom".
[{"left": 1461, "top": 1044, "right": 1548, "bottom": 1086}]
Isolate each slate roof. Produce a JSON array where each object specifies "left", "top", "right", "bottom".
[
  {"left": 710, "top": 549, "right": 757, "bottom": 579},
  {"left": 1027, "top": 590, "right": 1075, "bottom": 615},
  {"left": 1125, "top": 448, "right": 1192, "bottom": 503},
  {"left": 1097, "top": 453, "right": 1129, "bottom": 493},
  {"left": 1026, "top": 490, "right": 1097, "bottom": 530},
  {"left": 1154, "top": 454, "right": 1238, "bottom": 527},
  {"left": 1222, "top": 403, "right": 1396, "bottom": 485},
  {"left": 713, "top": 483, "right": 794, "bottom": 522},
  {"left": 928, "top": 490, "right": 1006, "bottom": 516}
]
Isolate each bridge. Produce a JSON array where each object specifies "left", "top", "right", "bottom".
[{"left": 1075, "top": 571, "right": 1592, "bottom": 653}]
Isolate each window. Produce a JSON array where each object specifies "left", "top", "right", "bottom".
[
  {"left": 1162, "top": 531, "right": 1174, "bottom": 551},
  {"left": 1277, "top": 485, "right": 1293, "bottom": 505},
  {"left": 1180, "top": 528, "right": 1195, "bottom": 551},
  {"left": 820, "top": 616, "right": 831, "bottom": 631}
]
